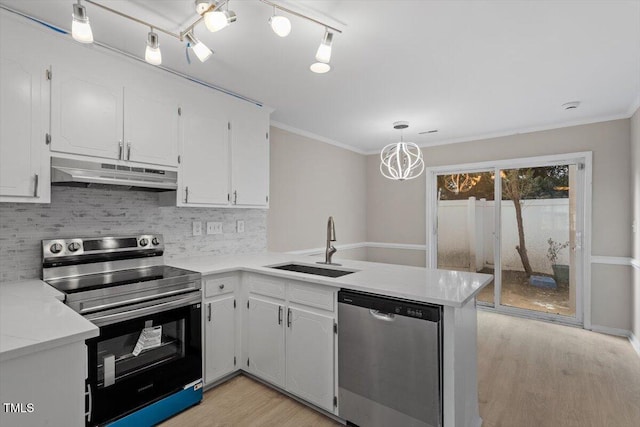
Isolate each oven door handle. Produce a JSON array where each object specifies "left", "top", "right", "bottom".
[{"left": 86, "top": 292, "right": 201, "bottom": 326}]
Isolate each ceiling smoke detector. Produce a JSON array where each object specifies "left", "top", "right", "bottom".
[{"left": 562, "top": 101, "right": 580, "bottom": 110}]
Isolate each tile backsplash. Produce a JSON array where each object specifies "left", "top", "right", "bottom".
[{"left": 0, "top": 186, "right": 267, "bottom": 281}]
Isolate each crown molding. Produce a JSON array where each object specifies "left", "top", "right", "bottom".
[
  {"left": 627, "top": 93, "right": 640, "bottom": 117},
  {"left": 270, "top": 121, "right": 367, "bottom": 155}
]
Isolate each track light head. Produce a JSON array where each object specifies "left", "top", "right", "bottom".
[
  {"left": 71, "top": 2, "right": 93, "bottom": 44},
  {"left": 204, "top": 1, "right": 236, "bottom": 32},
  {"left": 185, "top": 32, "right": 213, "bottom": 62},
  {"left": 269, "top": 14, "right": 291, "bottom": 37},
  {"left": 195, "top": 0, "right": 212, "bottom": 15},
  {"left": 145, "top": 30, "right": 162, "bottom": 66},
  {"left": 315, "top": 30, "right": 333, "bottom": 63}
]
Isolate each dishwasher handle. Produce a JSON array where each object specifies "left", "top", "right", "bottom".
[{"left": 370, "top": 309, "right": 396, "bottom": 322}]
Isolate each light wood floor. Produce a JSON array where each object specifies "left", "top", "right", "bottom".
[{"left": 162, "top": 312, "right": 640, "bottom": 427}]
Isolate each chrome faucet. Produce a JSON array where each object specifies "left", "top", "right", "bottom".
[{"left": 318, "top": 216, "right": 339, "bottom": 265}]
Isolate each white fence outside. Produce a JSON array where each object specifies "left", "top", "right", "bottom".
[{"left": 437, "top": 197, "right": 570, "bottom": 274}]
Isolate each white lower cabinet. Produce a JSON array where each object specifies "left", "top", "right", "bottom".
[
  {"left": 285, "top": 306, "right": 335, "bottom": 411},
  {"left": 204, "top": 295, "right": 237, "bottom": 384},
  {"left": 247, "top": 297, "right": 286, "bottom": 387},
  {"left": 202, "top": 273, "right": 337, "bottom": 413},
  {"left": 203, "top": 274, "right": 239, "bottom": 385},
  {"left": 245, "top": 275, "right": 337, "bottom": 412}
]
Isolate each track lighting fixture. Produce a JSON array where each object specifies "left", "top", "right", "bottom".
[
  {"left": 72, "top": 0, "right": 341, "bottom": 70},
  {"left": 310, "top": 30, "right": 333, "bottom": 74},
  {"left": 71, "top": 0, "right": 93, "bottom": 43},
  {"left": 204, "top": 1, "right": 236, "bottom": 33},
  {"left": 269, "top": 7, "right": 291, "bottom": 37},
  {"left": 185, "top": 32, "right": 213, "bottom": 62},
  {"left": 144, "top": 30, "right": 162, "bottom": 66}
]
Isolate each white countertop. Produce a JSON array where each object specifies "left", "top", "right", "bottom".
[
  {"left": 167, "top": 252, "right": 493, "bottom": 308},
  {"left": 0, "top": 279, "right": 98, "bottom": 362}
]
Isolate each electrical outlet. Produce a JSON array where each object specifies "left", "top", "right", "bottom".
[
  {"left": 207, "top": 222, "right": 223, "bottom": 235},
  {"left": 236, "top": 220, "right": 245, "bottom": 233},
  {"left": 192, "top": 221, "right": 202, "bottom": 236}
]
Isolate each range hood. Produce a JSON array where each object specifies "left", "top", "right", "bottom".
[{"left": 51, "top": 157, "right": 177, "bottom": 192}]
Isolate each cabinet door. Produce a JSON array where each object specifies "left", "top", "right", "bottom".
[
  {"left": 180, "top": 100, "right": 229, "bottom": 205},
  {"left": 0, "top": 55, "right": 43, "bottom": 199},
  {"left": 204, "top": 296, "right": 236, "bottom": 384},
  {"left": 247, "top": 297, "right": 285, "bottom": 387},
  {"left": 50, "top": 66, "right": 123, "bottom": 159},
  {"left": 230, "top": 105, "right": 269, "bottom": 206},
  {"left": 286, "top": 306, "right": 335, "bottom": 411},
  {"left": 124, "top": 87, "right": 179, "bottom": 167}
]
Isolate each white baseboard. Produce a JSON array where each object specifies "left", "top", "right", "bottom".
[
  {"left": 630, "top": 333, "right": 640, "bottom": 357},
  {"left": 631, "top": 258, "right": 640, "bottom": 270},
  {"left": 589, "top": 256, "right": 633, "bottom": 266},
  {"left": 590, "top": 324, "right": 631, "bottom": 338}
]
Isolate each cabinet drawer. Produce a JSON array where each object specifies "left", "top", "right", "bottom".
[
  {"left": 246, "top": 274, "right": 285, "bottom": 299},
  {"left": 204, "top": 274, "right": 238, "bottom": 298},
  {"left": 288, "top": 282, "right": 335, "bottom": 312}
]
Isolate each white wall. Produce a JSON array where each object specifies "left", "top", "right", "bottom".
[
  {"left": 631, "top": 106, "right": 640, "bottom": 346},
  {"left": 267, "top": 127, "right": 367, "bottom": 255}
]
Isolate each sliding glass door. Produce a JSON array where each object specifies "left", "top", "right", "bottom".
[{"left": 428, "top": 154, "right": 588, "bottom": 325}]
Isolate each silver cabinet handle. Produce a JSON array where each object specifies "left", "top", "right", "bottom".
[
  {"left": 33, "top": 174, "right": 39, "bottom": 197},
  {"left": 185, "top": 186, "right": 189, "bottom": 203},
  {"left": 233, "top": 190, "right": 237, "bottom": 205},
  {"left": 118, "top": 140, "right": 123, "bottom": 160},
  {"left": 369, "top": 309, "right": 396, "bottom": 322},
  {"left": 287, "top": 307, "right": 292, "bottom": 327},
  {"left": 126, "top": 142, "right": 131, "bottom": 160},
  {"left": 207, "top": 303, "right": 212, "bottom": 322},
  {"left": 278, "top": 305, "right": 283, "bottom": 325},
  {"left": 219, "top": 284, "right": 225, "bottom": 290},
  {"left": 85, "top": 383, "right": 92, "bottom": 422}
]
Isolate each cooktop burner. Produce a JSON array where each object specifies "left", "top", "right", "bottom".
[{"left": 46, "top": 265, "right": 197, "bottom": 294}]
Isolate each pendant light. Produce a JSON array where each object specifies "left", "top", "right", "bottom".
[
  {"left": 144, "top": 29, "right": 162, "bottom": 65},
  {"left": 380, "top": 122, "right": 425, "bottom": 181},
  {"left": 71, "top": 0, "right": 93, "bottom": 43}
]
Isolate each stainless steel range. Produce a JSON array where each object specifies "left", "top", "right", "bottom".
[{"left": 42, "top": 234, "right": 203, "bottom": 427}]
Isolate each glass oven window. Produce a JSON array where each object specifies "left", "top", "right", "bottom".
[{"left": 96, "top": 318, "right": 186, "bottom": 388}]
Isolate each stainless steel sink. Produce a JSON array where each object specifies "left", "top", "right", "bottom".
[{"left": 268, "top": 263, "right": 356, "bottom": 278}]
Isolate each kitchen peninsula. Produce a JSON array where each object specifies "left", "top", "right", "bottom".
[{"left": 169, "top": 253, "right": 492, "bottom": 427}]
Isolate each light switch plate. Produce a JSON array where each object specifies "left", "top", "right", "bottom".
[
  {"left": 207, "top": 222, "right": 223, "bottom": 235},
  {"left": 236, "top": 220, "right": 245, "bottom": 233},
  {"left": 192, "top": 221, "right": 202, "bottom": 236}
]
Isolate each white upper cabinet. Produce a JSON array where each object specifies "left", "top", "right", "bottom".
[
  {"left": 179, "top": 93, "right": 230, "bottom": 206},
  {"left": 50, "top": 65, "right": 123, "bottom": 160},
  {"left": 230, "top": 103, "right": 270, "bottom": 207},
  {"left": 0, "top": 50, "right": 49, "bottom": 202},
  {"left": 50, "top": 62, "right": 179, "bottom": 167},
  {"left": 123, "top": 86, "right": 179, "bottom": 167}
]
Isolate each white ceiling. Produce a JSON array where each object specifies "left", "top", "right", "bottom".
[{"left": 2, "top": 0, "right": 639, "bottom": 153}]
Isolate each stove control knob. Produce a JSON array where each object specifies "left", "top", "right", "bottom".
[
  {"left": 68, "top": 242, "right": 81, "bottom": 252},
  {"left": 50, "top": 243, "right": 63, "bottom": 254},
  {"left": 139, "top": 238, "right": 149, "bottom": 247},
  {"left": 152, "top": 237, "right": 160, "bottom": 246}
]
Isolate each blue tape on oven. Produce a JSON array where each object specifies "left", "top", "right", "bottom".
[{"left": 105, "top": 381, "right": 203, "bottom": 427}]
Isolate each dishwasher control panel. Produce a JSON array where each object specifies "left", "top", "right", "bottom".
[{"left": 338, "top": 290, "right": 441, "bottom": 322}]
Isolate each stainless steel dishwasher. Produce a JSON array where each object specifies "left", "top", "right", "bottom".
[{"left": 338, "top": 290, "right": 442, "bottom": 427}]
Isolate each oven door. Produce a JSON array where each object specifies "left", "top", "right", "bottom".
[{"left": 85, "top": 292, "right": 202, "bottom": 426}]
